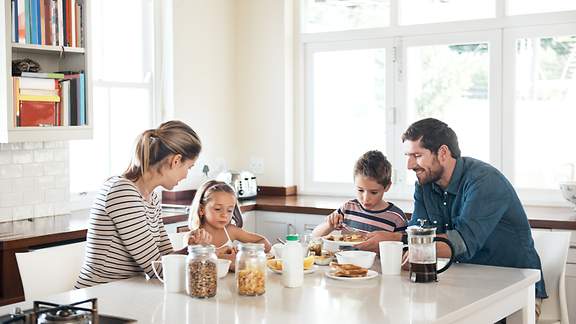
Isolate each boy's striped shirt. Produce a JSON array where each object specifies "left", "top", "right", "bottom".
[{"left": 338, "top": 199, "right": 407, "bottom": 232}]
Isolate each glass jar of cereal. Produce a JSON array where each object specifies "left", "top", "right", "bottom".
[
  {"left": 236, "top": 243, "right": 266, "bottom": 296},
  {"left": 186, "top": 244, "right": 217, "bottom": 298}
]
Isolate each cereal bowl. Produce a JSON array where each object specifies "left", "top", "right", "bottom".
[
  {"left": 217, "top": 259, "right": 232, "bottom": 278},
  {"left": 335, "top": 251, "right": 376, "bottom": 269}
]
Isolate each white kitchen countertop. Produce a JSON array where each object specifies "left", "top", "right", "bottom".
[{"left": 0, "top": 263, "right": 540, "bottom": 324}]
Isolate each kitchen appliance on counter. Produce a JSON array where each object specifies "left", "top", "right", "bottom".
[
  {"left": 0, "top": 298, "right": 135, "bottom": 324},
  {"left": 216, "top": 171, "right": 258, "bottom": 200}
]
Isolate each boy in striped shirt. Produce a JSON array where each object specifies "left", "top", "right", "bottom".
[{"left": 312, "top": 150, "right": 407, "bottom": 239}]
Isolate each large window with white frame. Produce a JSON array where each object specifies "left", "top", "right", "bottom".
[
  {"left": 69, "top": 0, "right": 156, "bottom": 208},
  {"left": 300, "top": 0, "right": 576, "bottom": 205}
]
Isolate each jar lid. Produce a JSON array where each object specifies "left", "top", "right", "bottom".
[
  {"left": 188, "top": 244, "right": 216, "bottom": 254},
  {"left": 286, "top": 234, "right": 299, "bottom": 241},
  {"left": 238, "top": 242, "right": 264, "bottom": 251}
]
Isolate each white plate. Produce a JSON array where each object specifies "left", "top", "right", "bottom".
[
  {"left": 322, "top": 237, "right": 364, "bottom": 247},
  {"left": 267, "top": 265, "right": 317, "bottom": 275},
  {"left": 324, "top": 269, "right": 378, "bottom": 281}
]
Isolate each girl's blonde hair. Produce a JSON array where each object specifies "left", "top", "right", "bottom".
[
  {"left": 123, "top": 120, "right": 201, "bottom": 182},
  {"left": 188, "top": 180, "right": 243, "bottom": 230}
]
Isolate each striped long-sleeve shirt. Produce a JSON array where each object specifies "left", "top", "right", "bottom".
[
  {"left": 338, "top": 199, "right": 407, "bottom": 232},
  {"left": 75, "top": 176, "right": 173, "bottom": 288}
]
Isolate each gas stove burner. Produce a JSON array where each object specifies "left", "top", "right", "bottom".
[
  {"left": 33, "top": 299, "right": 96, "bottom": 324},
  {"left": 0, "top": 297, "right": 135, "bottom": 324}
]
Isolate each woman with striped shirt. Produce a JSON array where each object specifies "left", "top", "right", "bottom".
[{"left": 76, "top": 120, "right": 209, "bottom": 288}]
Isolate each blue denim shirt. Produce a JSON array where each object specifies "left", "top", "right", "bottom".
[{"left": 409, "top": 157, "right": 547, "bottom": 298}]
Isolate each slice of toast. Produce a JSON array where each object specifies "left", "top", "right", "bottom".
[{"left": 329, "top": 262, "right": 368, "bottom": 277}]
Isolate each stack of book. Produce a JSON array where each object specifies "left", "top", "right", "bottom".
[
  {"left": 13, "top": 72, "right": 86, "bottom": 127},
  {"left": 11, "top": 0, "right": 83, "bottom": 47}
]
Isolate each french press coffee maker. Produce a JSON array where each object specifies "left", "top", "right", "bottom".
[{"left": 405, "top": 220, "right": 456, "bottom": 283}]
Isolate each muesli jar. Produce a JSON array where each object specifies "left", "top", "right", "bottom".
[
  {"left": 186, "top": 244, "right": 217, "bottom": 298},
  {"left": 236, "top": 243, "right": 266, "bottom": 296}
]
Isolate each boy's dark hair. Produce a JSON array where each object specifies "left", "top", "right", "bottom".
[
  {"left": 401, "top": 118, "right": 461, "bottom": 159},
  {"left": 353, "top": 150, "right": 392, "bottom": 188}
]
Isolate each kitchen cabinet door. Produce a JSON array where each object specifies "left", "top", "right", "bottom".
[
  {"left": 242, "top": 211, "right": 256, "bottom": 233},
  {"left": 293, "top": 214, "right": 326, "bottom": 235},
  {"left": 255, "top": 212, "right": 296, "bottom": 243}
]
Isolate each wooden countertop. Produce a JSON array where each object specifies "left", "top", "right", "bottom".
[{"left": 1, "top": 195, "right": 575, "bottom": 248}]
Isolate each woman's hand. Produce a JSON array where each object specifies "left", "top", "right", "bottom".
[{"left": 187, "top": 228, "right": 212, "bottom": 245}]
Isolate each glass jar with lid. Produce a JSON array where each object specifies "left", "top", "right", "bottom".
[
  {"left": 186, "top": 244, "right": 218, "bottom": 298},
  {"left": 235, "top": 243, "right": 266, "bottom": 296}
]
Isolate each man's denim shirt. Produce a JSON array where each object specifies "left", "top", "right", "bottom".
[{"left": 409, "top": 157, "right": 547, "bottom": 298}]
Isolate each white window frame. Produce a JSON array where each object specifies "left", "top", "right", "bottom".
[
  {"left": 298, "top": 2, "right": 576, "bottom": 206},
  {"left": 69, "top": 0, "right": 160, "bottom": 210},
  {"left": 502, "top": 23, "right": 576, "bottom": 206},
  {"left": 391, "top": 30, "right": 503, "bottom": 198},
  {"left": 303, "top": 38, "right": 395, "bottom": 195}
]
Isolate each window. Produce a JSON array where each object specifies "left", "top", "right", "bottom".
[
  {"left": 503, "top": 26, "right": 576, "bottom": 191},
  {"left": 304, "top": 0, "right": 391, "bottom": 33},
  {"left": 301, "top": 2, "right": 576, "bottom": 205},
  {"left": 399, "top": 0, "right": 494, "bottom": 25},
  {"left": 69, "top": 0, "right": 156, "bottom": 203},
  {"left": 306, "top": 41, "right": 391, "bottom": 188}
]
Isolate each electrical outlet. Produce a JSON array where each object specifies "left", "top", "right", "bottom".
[{"left": 249, "top": 157, "right": 264, "bottom": 174}]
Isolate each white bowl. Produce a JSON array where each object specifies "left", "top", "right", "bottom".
[
  {"left": 217, "top": 259, "right": 231, "bottom": 278},
  {"left": 560, "top": 181, "right": 576, "bottom": 209},
  {"left": 335, "top": 251, "right": 376, "bottom": 269}
]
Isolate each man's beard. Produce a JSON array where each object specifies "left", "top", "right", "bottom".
[{"left": 414, "top": 163, "right": 443, "bottom": 185}]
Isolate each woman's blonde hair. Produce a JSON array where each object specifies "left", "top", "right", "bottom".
[
  {"left": 188, "top": 180, "right": 243, "bottom": 230},
  {"left": 123, "top": 120, "right": 201, "bottom": 182}
]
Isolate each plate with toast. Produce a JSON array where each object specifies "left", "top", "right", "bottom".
[{"left": 325, "top": 262, "right": 378, "bottom": 281}]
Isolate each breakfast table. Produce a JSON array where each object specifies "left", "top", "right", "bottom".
[{"left": 0, "top": 262, "right": 540, "bottom": 324}]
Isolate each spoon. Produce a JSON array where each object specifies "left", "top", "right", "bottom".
[{"left": 276, "top": 237, "right": 287, "bottom": 245}]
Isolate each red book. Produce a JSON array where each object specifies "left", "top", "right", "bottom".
[{"left": 19, "top": 101, "right": 57, "bottom": 126}]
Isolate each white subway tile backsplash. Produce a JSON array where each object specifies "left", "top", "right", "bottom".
[
  {"left": 35, "top": 175, "right": 55, "bottom": 190},
  {"left": 12, "top": 151, "right": 34, "bottom": 164},
  {"left": 43, "top": 141, "right": 66, "bottom": 149},
  {"left": 22, "top": 142, "right": 43, "bottom": 150},
  {"left": 25, "top": 190, "right": 44, "bottom": 205},
  {"left": 0, "top": 152, "right": 11, "bottom": 165},
  {"left": 0, "top": 179, "right": 12, "bottom": 193},
  {"left": 13, "top": 178, "right": 34, "bottom": 192},
  {"left": 0, "top": 164, "right": 23, "bottom": 179},
  {"left": 34, "top": 203, "right": 55, "bottom": 217},
  {"left": 53, "top": 202, "right": 71, "bottom": 215},
  {"left": 0, "top": 208, "right": 12, "bottom": 222},
  {"left": 45, "top": 188, "right": 68, "bottom": 202},
  {"left": 25, "top": 163, "right": 45, "bottom": 177},
  {"left": 34, "top": 150, "right": 54, "bottom": 162},
  {"left": 0, "top": 141, "right": 71, "bottom": 222},
  {"left": 53, "top": 149, "right": 67, "bottom": 162},
  {"left": 44, "top": 162, "right": 67, "bottom": 176},
  {"left": 0, "top": 192, "right": 22, "bottom": 208},
  {"left": 12, "top": 206, "right": 34, "bottom": 220}
]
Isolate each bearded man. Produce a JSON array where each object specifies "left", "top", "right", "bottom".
[{"left": 356, "top": 118, "right": 546, "bottom": 320}]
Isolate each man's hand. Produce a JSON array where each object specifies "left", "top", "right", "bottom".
[{"left": 354, "top": 231, "right": 403, "bottom": 253}]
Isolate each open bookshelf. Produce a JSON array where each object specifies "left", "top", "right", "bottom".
[{"left": 1, "top": 0, "right": 91, "bottom": 143}]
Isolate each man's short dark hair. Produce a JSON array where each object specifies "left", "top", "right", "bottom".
[{"left": 401, "top": 118, "right": 461, "bottom": 159}]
